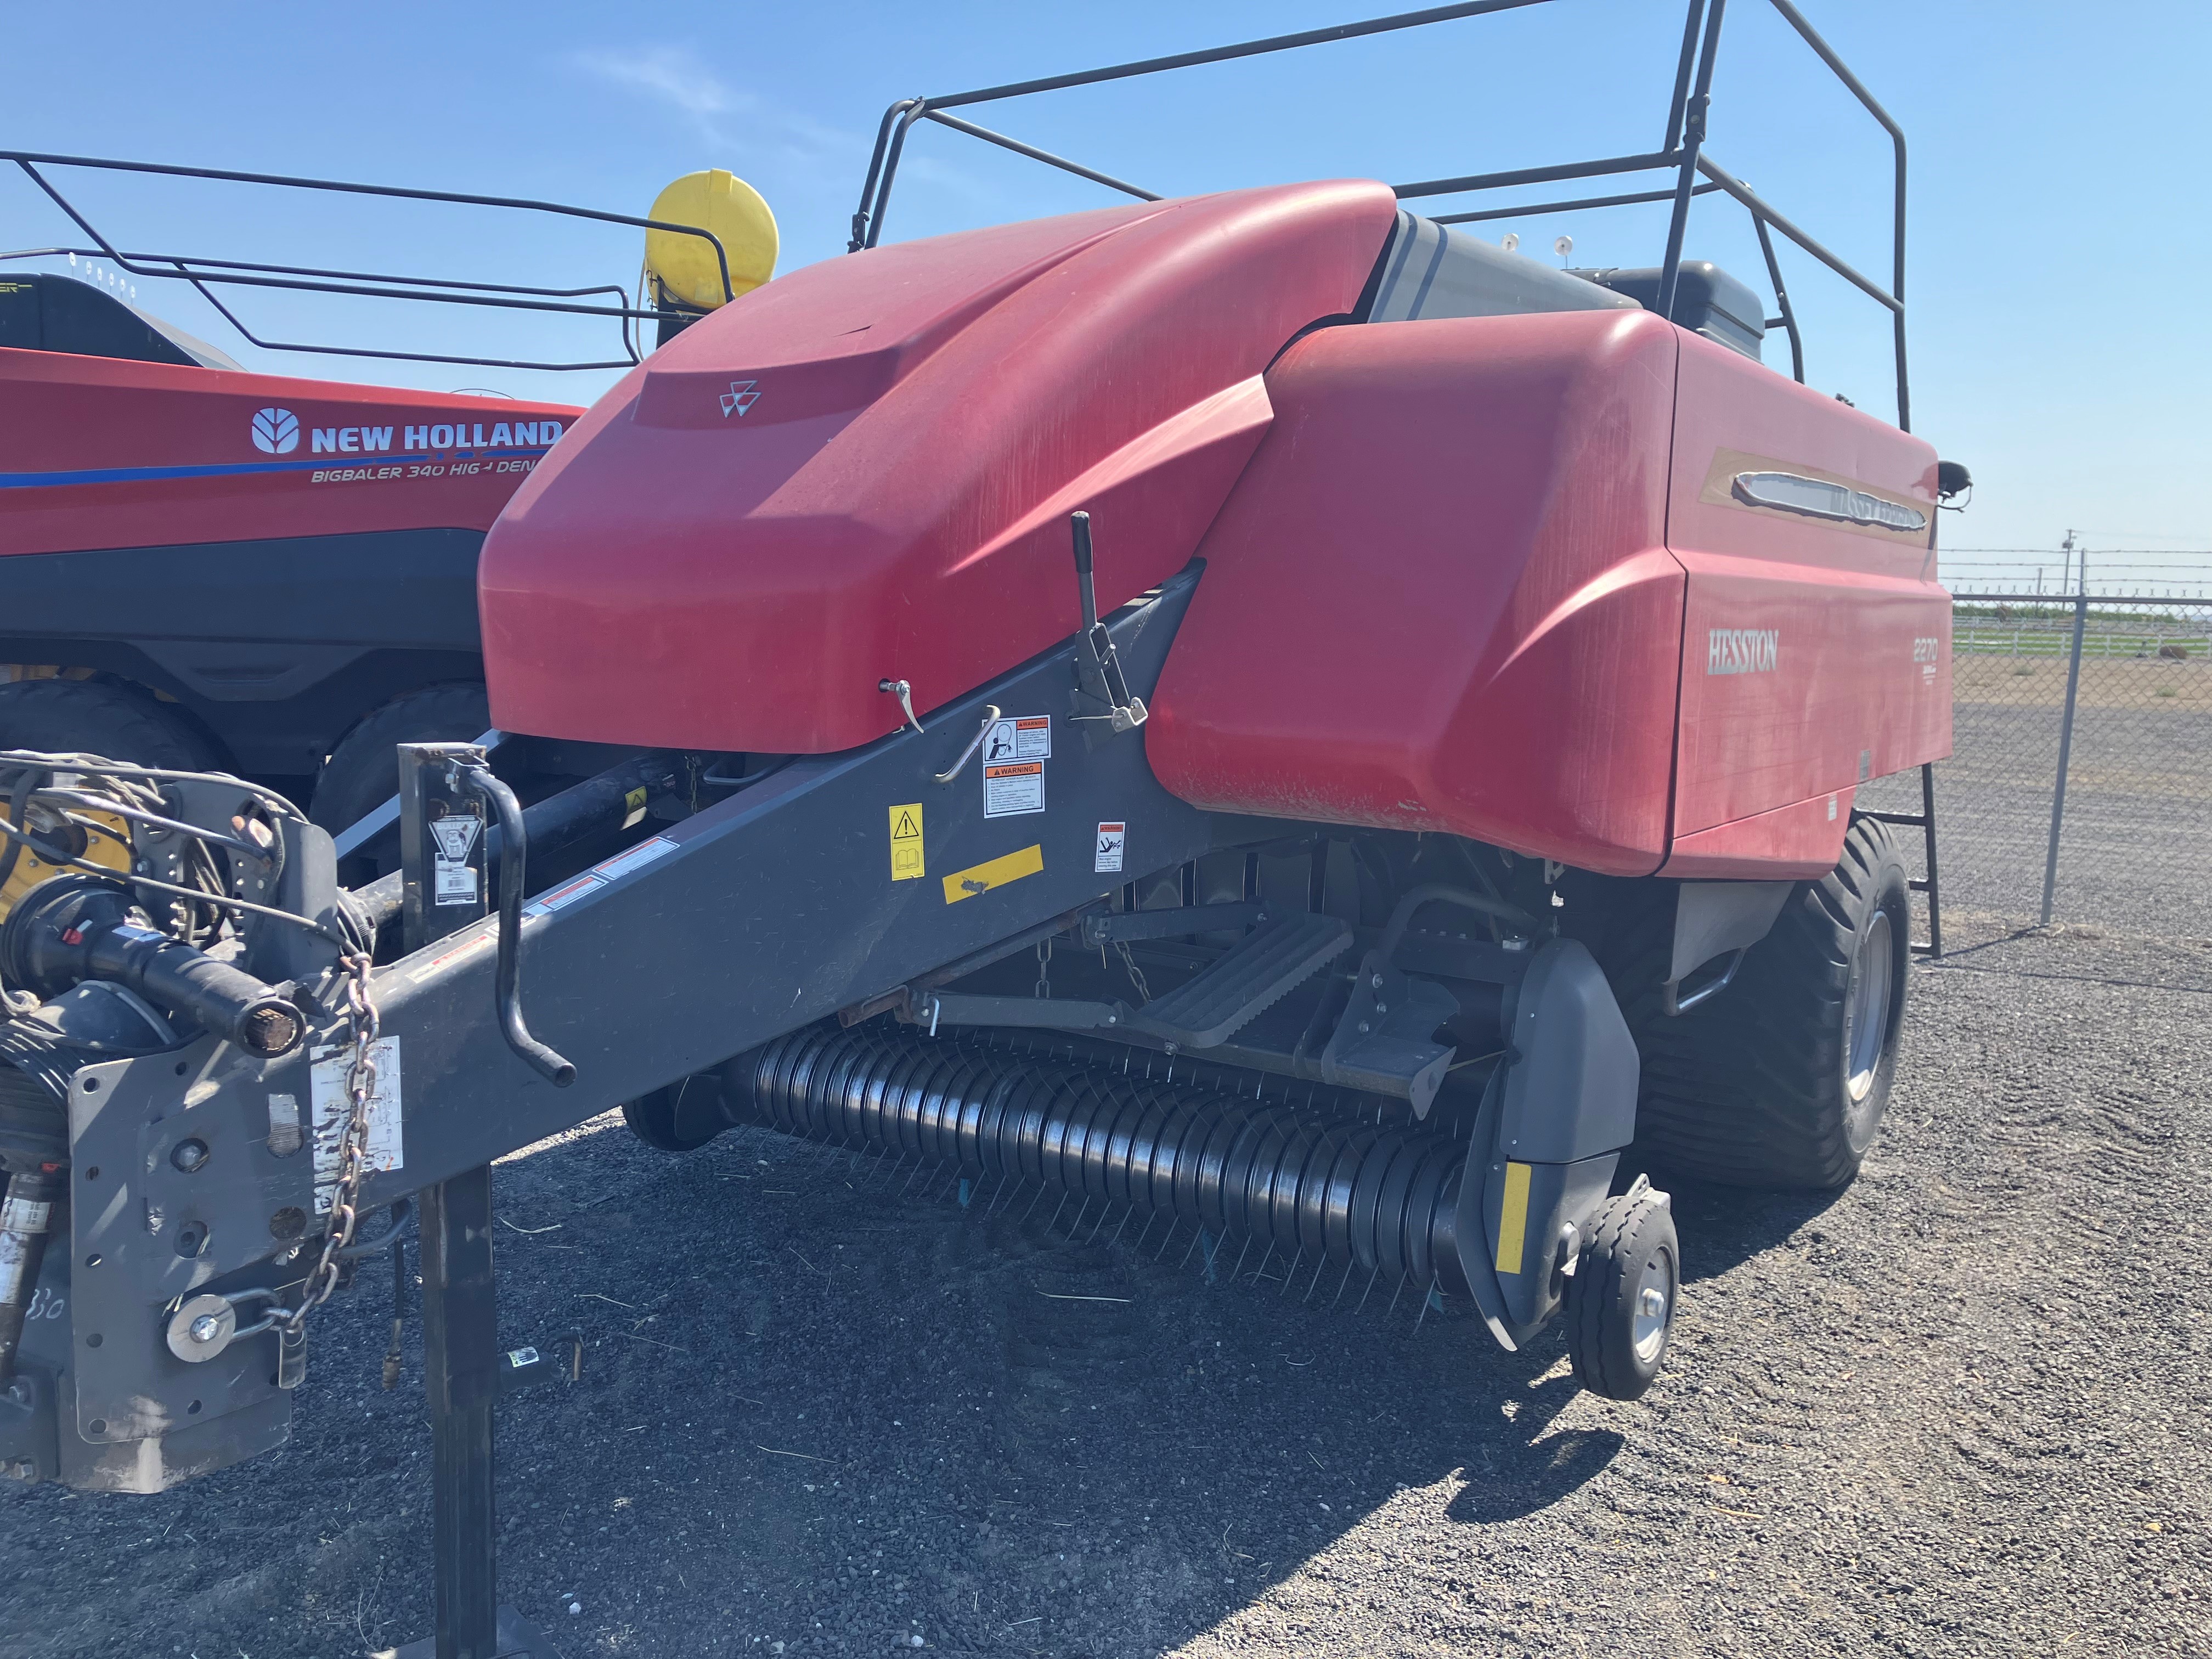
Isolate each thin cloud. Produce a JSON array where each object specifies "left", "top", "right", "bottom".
[
  {"left": 570, "top": 45, "right": 736, "bottom": 130},
  {"left": 567, "top": 43, "right": 994, "bottom": 198},
  {"left": 567, "top": 44, "right": 851, "bottom": 167}
]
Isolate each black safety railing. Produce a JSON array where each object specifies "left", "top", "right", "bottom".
[
  {"left": 0, "top": 150, "right": 737, "bottom": 373},
  {"left": 847, "top": 0, "right": 1910, "bottom": 429}
]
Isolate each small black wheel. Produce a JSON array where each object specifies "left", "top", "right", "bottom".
[
  {"left": 309, "top": 683, "right": 490, "bottom": 876},
  {"left": 0, "top": 676, "right": 218, "bottom": 770},
  {"left": 620, "top": 1076, "right": 727, "bottom": 1152},
  {"left": 1563, "top": 1190, "right": 1679, "bottom": 1401}
]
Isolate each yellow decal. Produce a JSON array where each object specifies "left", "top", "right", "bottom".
[
  {"left": 1494, "top": 1161, "right": 1532, "bottom": 1276},
  {"left": 622, "top": 786, "right": 649, "bottom": 830},
  {"left": 941, "top": 843, "right": 1042, "bottom": 905},
  {"left": 888, "top": 803, "right": 925, "bottom": 882}
]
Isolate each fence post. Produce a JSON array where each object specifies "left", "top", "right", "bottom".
[{"left": 2038, "top": 562, "right": 2090, "bottom": 926}]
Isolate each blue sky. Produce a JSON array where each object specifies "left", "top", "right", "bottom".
[{"left": 5, "top": 1, "right": 2206, "bottom": 571}]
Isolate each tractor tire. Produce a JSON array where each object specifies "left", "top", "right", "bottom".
[
  {"left": 0, "top": 676, "right": 218, "bottom": 771},
  {"left": 1610, "top": 815, "right": 1912, "bottom": 1190},
  {"left": 309, "top": 684, "right": 489, "bottom": 873},
  {"left": 1563, "top": 1189, "right": 1678, "bottom": 1401},
  {"left": 620, "top": 1076, "right": 728, "bottom": 1152}
]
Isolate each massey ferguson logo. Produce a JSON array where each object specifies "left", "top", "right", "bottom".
[
  {"left": 250, "top": 407, "right": 301, "bottom": 454},
  {"left": 1707, "top": 627, "right": 1780, "bottom": 676},
  {"left": 720, "top": 379, "right": 760, "bottom": 418}
]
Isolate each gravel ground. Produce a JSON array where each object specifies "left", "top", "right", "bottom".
[{"left": 3, "top": 925, "right": 2208, "bottom": 1659}]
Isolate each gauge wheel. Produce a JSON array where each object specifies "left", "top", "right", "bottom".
[{"left": 1563, "top": 1188, "right": 1679, "bottom": 1401}]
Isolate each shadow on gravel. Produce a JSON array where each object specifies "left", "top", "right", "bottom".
[
  {"left": 1640, "top": 1163, "right": 1843, "bottom": 1285},
  {"left": 1440, "top": 1357, "right": 1625, "bottom": 1525},
  {"left": 453, "top": 1123, "right": 1637, "bottom": 1655},
  {"left": 1, "top": 1115, "right": 1643, "bottom": 1659}
]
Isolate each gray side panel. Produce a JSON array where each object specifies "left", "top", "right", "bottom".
[
  {"left": 1671, "top": 879, "right": 1793, "bottom": 983},
  {"left": 1497, "top": 938, "right": 1639, "bottom": 1165},
  {"left": 1367, "top": 211, "right": 1644, "bottom": 325}
]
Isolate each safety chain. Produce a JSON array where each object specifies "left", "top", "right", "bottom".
[
  {"left": 279, "top": 949, "right": 380, "bottom": 1335},
  {"left": 1114, "top": 938, "right": 1153, "bottom": 1006}
]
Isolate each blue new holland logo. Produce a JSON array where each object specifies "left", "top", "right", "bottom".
[{"left": 251, "top": 407, "right": 301, "bottom": 455}]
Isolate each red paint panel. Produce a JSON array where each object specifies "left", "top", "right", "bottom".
[
  {"left": 1666, "top": 332, "right": 1951, "bottom": 862},
  {"left": 1658, "top": 785, "right": 1857, "bottom": 879},
  {"left": 479, "top": 182, "right": 1400, "bottom": 754},
  {"left": 1148, "top": 309, "right": 1684, "bottom": 876},
  {"left": 0, "top": 348, "right": 578, "bottom": 556}
]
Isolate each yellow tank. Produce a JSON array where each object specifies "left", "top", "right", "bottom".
[{"left": 645, "top": 170, "right": 777, "bottom": 311}]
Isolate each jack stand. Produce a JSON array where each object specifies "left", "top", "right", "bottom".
[
  {"left": 383, "top": 742, "right": 559, "bottom": 1659},
  {"left": 384, "top": 1165, "right": 556, "bottom": 1659}
]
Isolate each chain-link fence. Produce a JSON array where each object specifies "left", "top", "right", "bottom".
[{"left": 1858, "top": 552, "right": 2212, "bottom": 970}]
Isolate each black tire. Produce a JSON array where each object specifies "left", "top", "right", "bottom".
[
  {"left": 1563, "top": 1191, "right": 1678, "bottom": 1401},
  {"left": 620, "top": 1076, "right": 728, "bottom": 1152},
  {"left": 1603, "top": 815, "right": 1912, "bottom": 1190},
  {"left": 308, "top": 684, "right": 489, "bottom": 874},
  {"left": 0, "top": 676, "right": 218, "bottom": 770}
]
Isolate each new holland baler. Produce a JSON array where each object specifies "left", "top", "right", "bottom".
[{"left": 0, "top": 3, "right": 1966, "bottom": 1652}]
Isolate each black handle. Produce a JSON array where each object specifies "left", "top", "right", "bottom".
[
  {"left": 1069, "top": 511, "right": 1101, "bottom": 634},
  {"left": 461, "top": 764, "right": 575, "bottom": 1087}
]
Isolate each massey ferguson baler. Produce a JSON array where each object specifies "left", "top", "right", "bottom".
[{"left": 0, "top": 4, "right": 1967, "bottom": 1653}]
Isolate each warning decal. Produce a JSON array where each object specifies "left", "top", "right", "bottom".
[
  {"left": 889, "top": 802, "right": 925, "bottom": 881},
  {"left": 1096, "top": 822, "right": 1126, "bottom": 874},
  {"left": 983, "top": 761, "right": 1044, "bottom": 819},
  {"left": 523, "top": 873, "right": 604, "bottom": 918},
  {"left": 427, "top": 813, "right": 482, "bottom": 906},
  {"left": 591, "top": 835, "right": 679, "bottom": 881},
  {"left": 983, "top": 714, "right": 1051, "bottom": 763},
  {"left": 405, "top": 921, "right": 496, "bottom": 981}
]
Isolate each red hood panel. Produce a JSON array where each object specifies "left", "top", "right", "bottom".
[{"left": 478, "top": 180, "right": 1398, "bottom": 753}]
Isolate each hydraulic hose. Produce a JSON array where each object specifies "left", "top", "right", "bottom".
[
  {"left": 0, "top": 1166, "right": 60, "bottom": 1386},
  {"left": 352, "top": 749, "right": 686, "bottom": 934}
]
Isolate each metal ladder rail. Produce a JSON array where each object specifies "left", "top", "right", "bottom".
[{"left": 1861, "top": 761, "right": 1943, "bottom": 959}]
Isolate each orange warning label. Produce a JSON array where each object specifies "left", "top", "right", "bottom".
[{"left": 983, "top": 761, "right": 1044, "bottom": 819}]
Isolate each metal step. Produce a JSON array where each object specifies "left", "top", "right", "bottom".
[{"left": 1130, "top": 911, "right": 1353, "bottom": 1048}]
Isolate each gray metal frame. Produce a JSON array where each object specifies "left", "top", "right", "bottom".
[
  {"left": 1, "top": 150, "right": 737, "bottom": 372},
  {"left": 845, "top": 0, "right": 1912, "bottom": 425}
]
